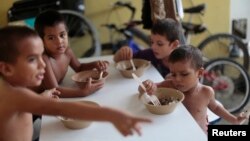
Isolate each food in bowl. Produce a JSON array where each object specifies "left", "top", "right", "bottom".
[
  {"left": 144, "top": 88, "right": 184, "bottom": 115},
  {"left": 115, "top": 59, "right": 150, "bottom": 78},
  {"left": 71, "top": 70, "right": 108, "bottom": 87},
  {"left": 58, "top": 101, "right": 99, "bottom": 129},
  {"left": 148, "top": 96, "right": 181, "bottom": 105}
]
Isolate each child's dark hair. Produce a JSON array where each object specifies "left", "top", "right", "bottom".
[
  {"left": 168, "top": 45, "right": 203, "bottom": 69},
  {"left": 35, "top": 9, "right": 66, "bottom": 38},
  {"left": 0, "top": 26, "right": 39, "bottom": 63},
  {"left": 151, "top": 18, "right": 180, "bottom": 42}
]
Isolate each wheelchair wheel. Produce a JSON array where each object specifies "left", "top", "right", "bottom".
[
  {"left": 201, "top": 58, "right": 250, "bottom": 113},
  {"left": 198, "top": 33, "right": 249, "bottom": 70},
  {"left": 59, "top": 10, "right": 101, "bottom": 57}
]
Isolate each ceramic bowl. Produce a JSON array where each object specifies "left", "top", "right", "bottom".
[
  {"left": 115, "top": 59, "right": 150, "bottom": 78},
  {"left": 59, "top": 101, "right": 99, "bottom": 129},
  {"left": 143, "top": 88, "right": 184, "bottom": 115},
  {"left": 71, "top": 70, "right": 108, "bottom": 87}
]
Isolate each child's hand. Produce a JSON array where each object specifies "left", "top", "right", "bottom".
[
  {"left": 237, "top": 110, "right": 250, "bottom": 124},
  {"left": 165, "top": 73, "right": 173, "bottom": 80},
  {"left": 41, "top": 88, "right": 61, "bottom": 99},
  {"left": 93, "top": 60, "right": 109, "bottom": 71},
  {"left": 80, "top": 78, "right": 104, "bottom": 96},
  {"left": 114, "top": 46, "right": 133, "bottom": 62},
  {"left": 138, "top": 80, "right": 157, "bottom": 98},
  {"left": 111, "top": 111, "right": 151, "bottom": 136}
]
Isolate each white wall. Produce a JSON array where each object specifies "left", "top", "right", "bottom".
[{"left": 230, "top": 0, "right": 250, "bottom": 42}]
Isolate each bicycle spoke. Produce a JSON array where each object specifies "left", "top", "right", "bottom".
[{"left": 201, "top": 58, "right": 250, "bottom": 113}]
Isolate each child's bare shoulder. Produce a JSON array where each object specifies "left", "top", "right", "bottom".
[
  {"left": 200, "top": 84, "right": 214, "bottom": 97},
  {"left": 64, "top": 47, "right": 75, "bottom": 58},
  {"left": 0, "top": 80, "right": 33, "bottom": 106}
]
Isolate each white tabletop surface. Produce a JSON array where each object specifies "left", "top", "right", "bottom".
[{"left": 39, "top": 55, "right": 207, "bottom": 141}]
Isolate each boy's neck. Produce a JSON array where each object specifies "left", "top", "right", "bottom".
[
  {"left": 47, "top": 52, "right": 64, "bottom": 59},
  {"left": 1, "top": 78, "right": 21, "bottom": 88},
  {"left": 183, "top": 82, "right": 201, "bottom": 96},
  {"left": 162, "top": 57, "right": 169, "bottom": 67}
]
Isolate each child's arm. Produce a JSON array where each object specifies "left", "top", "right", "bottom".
[
  {"left": 113, "top": 46, "right": 133, "bottom": 62},
  {"left": 208, "top": 87, "right": 248, "bottom": 124},
  {"left": 66, "top": 47, "right": 109, "bottom": 72},
  {"left": 79, "top": 61, "right": 109, "bottom": 72},
  {"left": 42, "top": 55, "right": 103, "bottom": 98},
  {"left": 55, "top": 78, "right": 104, "bottom": 98},
  {"left": 12, "top": 88, "right": 151, "bottom": 136},
  {"left": 40, "top": 88, "right": 60, "bottom": 99}
]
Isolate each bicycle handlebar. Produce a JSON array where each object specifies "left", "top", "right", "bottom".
[
  {"left": 113, "top": 1, "right": 136, "bottom": 21},
  {"left": 184, "top": 3, "right": 206, "bottom": 15},
  {"left": 101, "top": 24, "right": 132, "bottom": 39}
]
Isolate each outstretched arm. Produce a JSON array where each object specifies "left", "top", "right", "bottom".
[
  {"left": 11, "top": 88, "right": 151, "bottom": 136},
  {"left": 208, "top": 87, "right": 248, "bottom": 124}
]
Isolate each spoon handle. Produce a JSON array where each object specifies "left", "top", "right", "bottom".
[
  {"left": 130, "top": 59, "right": 136, "bottom": 71},
  {"left": 99, "top": 71, "right": 103, "bottom": 80}
]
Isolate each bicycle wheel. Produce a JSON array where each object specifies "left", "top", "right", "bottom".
[
  {"left": 198, "top": 33, "right": 249, "bottom": 70},
  {"left": 200, "top": 58, "right": 250, "bottom": 113},
  {"left": 59, "top": 10, "right": 101, "bottom": 57}
]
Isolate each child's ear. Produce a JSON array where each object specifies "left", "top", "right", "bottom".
[
  {"left": 197, "top": 67, "right": 204, "bottom": 78},
  {"left": 0, "top": 62, "right": 14, "bottom": 76},
  {"left": 171, "top": 40, "right": 180, "bottom": 49}
]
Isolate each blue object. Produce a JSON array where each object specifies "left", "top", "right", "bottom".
[
  {"left": 24, "top": 17, "right": 35, "bottom": 28},
  {"left": 128, "top": 39, "right": 141, "bottom": 54}
]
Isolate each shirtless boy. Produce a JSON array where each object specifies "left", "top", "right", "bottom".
[
  {"left": 139, "top": 45, "right": 247, "bottom": 133},
  {"left": 34, "top": 10, "right": 108, "bottom": 97},
  {"left": 0, "top": 26, "right": 151, "bottom": 141}
]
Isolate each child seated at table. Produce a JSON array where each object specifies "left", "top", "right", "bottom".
[
  {"left": 113, "top": 18, "right": 181, "bottom": 78},
  {"left": 0, "top": 26, "right": 151, "bottom": 141},
  {"left": 138, "top": 45, "right": 248, "bottom": 133},
  {"left": 34, "top": 9, "right": 108, "bottom": 97}
]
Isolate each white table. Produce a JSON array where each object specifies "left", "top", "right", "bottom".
[{"left": 39, "top": 55, "right": 207, "bottom": 141}]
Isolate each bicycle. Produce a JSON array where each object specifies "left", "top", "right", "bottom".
[
  {"left": 182, "top": 3, "right": 250, "bottom": 70},
  {"left": 7, "top": 0, "right": 101, "bottom": 58},
  {"left": 201, "top": 58, "right": 250, "bottom": 113},
  {"left": 101, "top": 1, "right": 150, "bottom": 54}
]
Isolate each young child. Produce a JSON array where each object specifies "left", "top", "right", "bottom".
[
  {"left": 138, "top": 45, "right": 247, "bottom": 133},
  {"left": 113, "top": 18, "right": 181, "bottom": 77},
  {"left": 34, "top": 10, "right": 108, "bottom": 97},
  {"left": 0, "top": 26, "right": 151, "bottom": 141}
]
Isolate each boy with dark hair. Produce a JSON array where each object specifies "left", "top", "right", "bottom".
[
  {"left": 114, "top": 18, "right": 181, "bottom": 77},
  {"left": 34, "top": 10, "right": 107, "bottom": 97},
  {"left": 139, "top": 45, "right": 247, "bottom": 133},
  {"left": 0, "top": 26, "right": 151, "bottom": 141}
]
